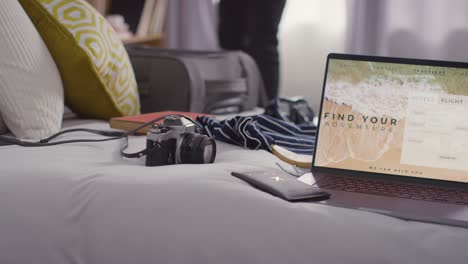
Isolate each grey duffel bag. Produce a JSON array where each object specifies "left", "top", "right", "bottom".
[{"left": 126, "top": 46, "right": 267, "bottom": 114}]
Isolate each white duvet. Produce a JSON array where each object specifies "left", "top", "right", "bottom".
[{"left": 0, "top": 119, "right": 467, "bottom": 264}]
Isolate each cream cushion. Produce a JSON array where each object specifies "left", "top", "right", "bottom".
[{"left": 0, "top": 0, "right": 64, "bottom": 139}]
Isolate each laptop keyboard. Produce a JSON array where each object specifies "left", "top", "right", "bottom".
[{"left": 318, "top": 175, "right": 468, "bottom": 205}]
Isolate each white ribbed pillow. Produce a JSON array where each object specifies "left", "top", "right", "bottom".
[{"left": 0, "top": 0, "right": 63, "bottom": 139}]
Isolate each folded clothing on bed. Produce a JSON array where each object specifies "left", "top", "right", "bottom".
[{"left": 197, "top": 114, "right": 316, "bottom": 155}]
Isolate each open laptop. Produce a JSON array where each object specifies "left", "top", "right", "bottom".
[{"left": 300, "top": 53, "right": 468, "bottom": 228}]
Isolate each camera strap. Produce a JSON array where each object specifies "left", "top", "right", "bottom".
[
  {"left": 0, "top": 114, "right": 203, "bottom": 161},
  {"left": 0, "top": 128, "right": 126, "bottom": 147},
  {"left": 119, "top": 136, "right": 161, "bottom": 159}
]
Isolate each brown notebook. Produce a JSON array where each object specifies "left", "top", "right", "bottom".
[{"left": 109, "top": 111, "right": 211, "bottom": 134}]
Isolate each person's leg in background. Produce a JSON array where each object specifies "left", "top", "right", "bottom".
[
  {"left": 245, "top": 0, "right": 286, "bottom": 101},
  {"left": 218, "top": 0, "right": 248, "bottom": 50}
]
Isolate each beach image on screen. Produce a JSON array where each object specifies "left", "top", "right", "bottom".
[{"left": 315, "top": 58, "right": 468, "bottom": 183}]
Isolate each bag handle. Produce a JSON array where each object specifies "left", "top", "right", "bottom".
[
  {"left": 205, "top": 78, "right": 248, "bottom": 95},
  {"left": 204, "top": 97, "right": 246, "bottom": 114},
  {"left": 203, "top": 78, "right": 248, "bottom": 114}
]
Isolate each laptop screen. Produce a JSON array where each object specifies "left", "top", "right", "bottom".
[{"left": 314, "top": 55, "right": 468, "bottom": 184}]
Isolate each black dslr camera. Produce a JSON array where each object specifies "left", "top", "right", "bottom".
[{"left": 145, "top": 116, "right": 216, "bottom": 166}]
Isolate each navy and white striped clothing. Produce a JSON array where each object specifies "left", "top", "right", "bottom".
[{"left": 197, "top": 115, "right": 316, "bottom": 155}]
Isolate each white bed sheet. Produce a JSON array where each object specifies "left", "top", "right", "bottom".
[{"left": 0, "top": 119, "right": 467, "bottom": 264}]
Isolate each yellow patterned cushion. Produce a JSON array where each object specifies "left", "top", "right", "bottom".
[{"left": 19, "top": 0, "right": 140, "bottom": 119}]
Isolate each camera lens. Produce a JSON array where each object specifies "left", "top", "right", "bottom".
[
  {"left": 176, "top": 134, "right": 216, "bottom": 164},
  {"left": 203, "top": 144, "right": 214, "bottom": 163}
]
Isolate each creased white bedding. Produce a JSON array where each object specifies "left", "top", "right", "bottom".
[{"left": 0, "top": 119, "right": 467, "bottom": 264}]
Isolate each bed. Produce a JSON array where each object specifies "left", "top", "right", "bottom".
[{"left": 1, "top": 118, "right": 467, "bottom": 264}]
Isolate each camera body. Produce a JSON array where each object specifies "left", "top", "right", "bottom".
[{"left": 145, "top": 116, "right": 216, "bottom": 166}]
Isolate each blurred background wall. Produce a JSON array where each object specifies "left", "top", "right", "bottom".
[
  {"left": 104, "top": 0, "right": 468, "bottom": 113},
  {"left": 278, "top": 0, "right": 346, "bottom": 113}
]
